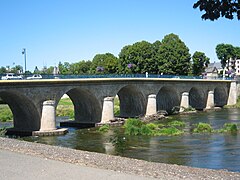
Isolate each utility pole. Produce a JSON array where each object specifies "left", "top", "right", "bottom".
[{"left": 22, "top": 48, "right": 27, "bottom": 73}]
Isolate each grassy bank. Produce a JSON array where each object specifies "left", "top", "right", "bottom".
[{"left": 0, "top": 105, "right": 13, "bottom": 122}]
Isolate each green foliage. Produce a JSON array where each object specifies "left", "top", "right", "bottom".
[
  {"left": 56, "top": 105, "right": 74, "bottom": 119},
  {"left": 193, "top": 123, "right": 213, "bottom": 133},
  {"left": 118, "top": 41, "right": 158, "bottom": 74},
  {"left": 192, "top": 51, "right": 210, "bottom": 76},
  {"left": 124, "top": 118, "right": 143, "bottom": 135},
  {"left": 58, "top": 98, "right": 73, "bottom": 106},
  {"left": 158, "top": 127, "right": 184, "bottom": 136},
  {"left": 193, "top": 0, "right": 240, "bottom": 21},
  {"left": 0, "top": 105, "right": 13, "bottom": 122},
  {"left": 98, "top": 124, "right": 110, "bottom": 133},
  {"left": 69, "top": 60, "right": 92, "bottom": 74},
  {"left": 218, "top": 123, "right": 238, "bottom": 133},
  {"left": 156, "top": 33, "right": 191, "bottom": 75},
  {"left": 114, "top": 97, "right": 120, "bottom": 116},
  {"left": 123, "top": 118, "right": 184, "bottom": 136},
  {"left": 167, "top": 121, "right": 185, "bottom": 127},
  {"left": 0, "top": 127, "right": 7, "bottom": 136},
  {"left": 56, "top": 98, "right": 74, "bottom": 119},
  {"left": 91, "top": 53, "right": 118, "bottom": 74},
  {"left": 216, "top": 43, "right": 236, "bottom": 68}
]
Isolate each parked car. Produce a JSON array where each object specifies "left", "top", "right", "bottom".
[
  {"left": 1, "top": 73, "right": 23, "bottom": 80},
  {"left": 26, "top": 74, "right": 42, "bottom": 80}
]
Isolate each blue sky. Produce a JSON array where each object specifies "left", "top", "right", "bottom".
[{"left": 0, "top": 0, "right": 239, "bottom": 71}]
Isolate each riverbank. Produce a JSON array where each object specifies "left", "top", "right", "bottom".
[{"left": 0, "top": 137, "right": 239, "bottom": 179}]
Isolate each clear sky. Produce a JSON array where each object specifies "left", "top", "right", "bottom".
[{"left": 0, "top": 0, "right": 239, "bottom": 71}]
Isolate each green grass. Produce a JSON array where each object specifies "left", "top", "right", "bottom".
[
  {"left": 114, "top": 96, "right": 120, "bottom": 116},
  {"left": 0, "top": 105, "right": 13, "bottom": 122},
  {"left": 58, "top": 98, "right": 74, "bottom": 106},
  {"left": 56, "top": 98, "right": 74, "bottom": 119}
]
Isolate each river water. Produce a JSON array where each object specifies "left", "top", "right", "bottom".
[{"left": 2, "top": 109, "right": 240, "bottom": 172}]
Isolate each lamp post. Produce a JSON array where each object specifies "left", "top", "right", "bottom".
[{"left": 22, "top": 48, "right": 27, "bottom": 73}]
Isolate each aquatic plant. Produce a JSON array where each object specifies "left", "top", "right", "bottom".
[
  {"left": 98, "top": 124, "right": 110, "bottom": 133},
  {"left": 158, "top": 127, "right": 184, "bottom": 136},
  {"left": 124, "top": 118, "right": 143, "bottom": 135},
  {"left": 167, "top": 120, "right": 186, "bottom": 127},
  {"left": 218, "top": 123, "right": 238, "bottom": 133},
  {"left": 124, "top": 118, "right": 184, "bottom": 136},
  {"left": 193, "top": 123, "right": 213, "bottom": 133}
]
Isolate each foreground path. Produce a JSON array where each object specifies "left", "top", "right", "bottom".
[
  {"left": 0, "top": 150, "right": 153, "bottom": 180},
  {"left": 0, "top": 137, "right": 239, "bottom": 180}
]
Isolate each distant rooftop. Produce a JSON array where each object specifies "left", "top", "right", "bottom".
[{"left": 208, "top": 62, "right": 222, "bottom": 69}]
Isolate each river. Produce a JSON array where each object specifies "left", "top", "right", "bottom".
[{"left": 2, "top": 108, "right": 240, "bottom": 172}]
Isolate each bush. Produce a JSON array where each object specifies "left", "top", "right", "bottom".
[{"left": 193, "top": 123, "right": 213, "bottom": 133}]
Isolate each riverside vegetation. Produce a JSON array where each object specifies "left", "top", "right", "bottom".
[{"left": 0, "top": 97, "right": 239, "bottom": 136}]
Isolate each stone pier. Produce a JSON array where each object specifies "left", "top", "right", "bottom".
[
  {"left": 205, "top": 91, "right": 214, "bottom": 109},
  {"left": 145, "top": 94, "right": 157, "bottom": 116},
  {"left": 100, "top": 97, "right": 115, "bottom": 123},
  {"left": 180, "top": 92, "right": 189, "bottom": 112},
  {"left": 33, "top": 100, "right": 68, "bottom": 136}
]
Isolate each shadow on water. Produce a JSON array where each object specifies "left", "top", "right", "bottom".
[{"left": 2, "top": 109, "right": 240, "bottom": 172}]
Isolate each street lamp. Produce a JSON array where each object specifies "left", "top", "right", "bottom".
[{"left": 22, "top": 48, "right": 27, "bottom": 73}]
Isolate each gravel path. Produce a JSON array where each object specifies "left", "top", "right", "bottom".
[{"left": 0, "top": 137, "right": 240, "bottom": 180}]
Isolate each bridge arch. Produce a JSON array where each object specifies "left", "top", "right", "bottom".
[
  {"left": 214, "top": 87, "right": 228, "bottom": 107},
  {"left": 117, "top": 85, "right": 146, "bottom": 117},
  {"left": 157, "top": 87, "right": 180, "bottom": 114},
  {"left": 0, "top": 90, "right": 40, "bottom": 131},
  {"left": 61, "top": 88, "right": 102, "bottom": 123},
  {"left": 189, "top": 87, "right": 207, "bottom": 110}
]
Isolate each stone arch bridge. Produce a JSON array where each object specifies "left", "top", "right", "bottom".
[{"left": 0, "top": 78, "right": 237, "bottom": 135}]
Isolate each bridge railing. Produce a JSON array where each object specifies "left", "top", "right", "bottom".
[
  {"left": 0, "top": 73, "right": 234, "bottom": 80},
  {"left": 38, "top": 74, "right": 234, "bottom": 80}
]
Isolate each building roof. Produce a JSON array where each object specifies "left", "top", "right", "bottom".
[{"left": 208, "top": 62, "right": 222, "bottom": 69}]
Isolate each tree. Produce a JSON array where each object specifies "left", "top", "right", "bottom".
[
  {"left": 118, "top": 41, "right": 155, "bottom": 74},
  {"left": 11, "top": 65, "right": 23, "bottom": 74},
  {"left": 193, "top": 0, "right": 240, "bottom": 21},
  {"left": 58, "top": 62, "right": 71, "bottom": 74},
  {"left": 216, "top": 43, "right": 235, "bottom": 68},
  {"left": 192, "top": 51, "right": 210, "bottom": 76},
  {"left": 91, "top": 53, "right": 118, "bottom": 74},
  {"left": 0, "top": 67, "right": 7, "bottom": 74},
  {"left": 69, "top": 60, "right": 92, "bottom": 74},
  {"left": 156, "top": 33, "right": 191, "bottom": 75}
]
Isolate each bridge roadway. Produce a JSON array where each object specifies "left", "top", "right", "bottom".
[{"left": 0, "top": 78, "right": 237, "bottom": 135}]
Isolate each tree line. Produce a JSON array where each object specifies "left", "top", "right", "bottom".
[{"left": 1, "top": 33, "right": 239, "bottom": 76}]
